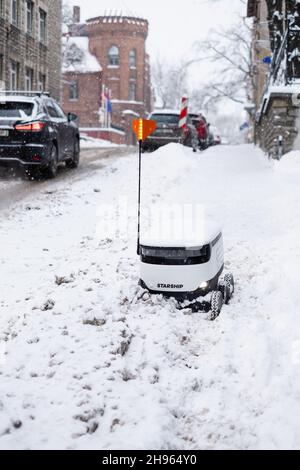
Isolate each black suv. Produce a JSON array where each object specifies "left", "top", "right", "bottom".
[
  {"left": 0, "top": 92, "right": 80, "bottom": 178},
  {"left": 142, "top": 110, "right": 198, "bottom": 152}
]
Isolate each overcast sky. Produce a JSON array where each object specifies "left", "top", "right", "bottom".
[{"left": 66, "top": 0, "right": 245, "bottom": 62}]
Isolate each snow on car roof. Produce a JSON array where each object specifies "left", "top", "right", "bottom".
[
  {"left": 151, "top": 109, "right": 180, "bottom": 116},
  {"left": 62, "top": 36, "right": 102, "bottom": 74},
  {"left": 0, "top": 95, "right": 36, "bottom": 103}
]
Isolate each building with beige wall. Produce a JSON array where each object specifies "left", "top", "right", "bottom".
[{"left": 0, "top": 0, "right": 62, "bottom": 100}]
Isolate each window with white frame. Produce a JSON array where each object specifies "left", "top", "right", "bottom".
[
  {"left": 25, "top": 67, "right": 33, "bottom": 91},
  {"left": 129, "top": 49, "right": 137, "bottom": 68},
  {"left": 0, "top": 55, "right": 4, "bottom": 90},
  {"left": 11, "top": 0, "right": 18, "bottom": 27},
  {"left": 69, "top": 80, "right": 78, "bottom": 100},
  {"left": 38, "top": 73, "right": 46, "bottom": 92},
  {"left": 108, "top": 46, "right": 120, "bottom": 66},
  {"left": 0, "top": 0, "right": 4, "bottom": 18},
  {"left": 129, "top": 82, "right": 136, "bottom": 101},
  {"left": 39, "top": 8, "right": 47, "bottom": 44},
  {"left": 10, "top": 60, "right": 19, "bottom": 90},
  {"left": 26, "top": 1, "right": 34, "bottom": 35}
]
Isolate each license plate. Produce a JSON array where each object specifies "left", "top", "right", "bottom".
[{"left": 0, "top": 130, "right": 9, "bottom": 137}]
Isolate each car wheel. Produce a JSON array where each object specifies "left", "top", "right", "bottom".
[
  {"left": 45, "top": 144, "right": 58, "bottom": 179},
  {"left": 66, "top": 138, "right": 80, "bottom": 169}
]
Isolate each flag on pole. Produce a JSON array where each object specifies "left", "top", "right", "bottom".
[{"left": 179, "top": 95, "right": 188, "bottom": 128}]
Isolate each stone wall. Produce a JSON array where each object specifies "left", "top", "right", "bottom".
[{"left": 256, "top": 93, "right": 299, "bottom": 157}]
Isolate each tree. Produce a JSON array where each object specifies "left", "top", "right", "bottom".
[
  {"left": 151, "top": 58, "right": 191, "bottom": 109},
  {"left": 192, "top": 15, "right": 255, "bottom": 106},
  {"left": 62, "top": 1, "right": 73, "bottom": 26}
]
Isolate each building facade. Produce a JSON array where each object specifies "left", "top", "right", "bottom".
[
  {"left": 61, "top": 36, "right": 102, "bottom": 129},
  {"left": 247, "top": 0, "right": 300, "bottom": 157},
  {"left": 62, "top": 8, "right": 153, "bottom": 144},
  {"left": 0, "top": 0, "right": 62, "bottom": 100}
]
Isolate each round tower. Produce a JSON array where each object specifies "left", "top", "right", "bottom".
[{"left": 86, "top": 15, "right": 150, "bottom": 127}]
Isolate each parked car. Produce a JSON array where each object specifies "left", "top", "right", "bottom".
[
  {"left": 209, "top": 125, "right": 222, "bottom": 146},
  {"left": 181, "top": 119, "right": 199, "bottom": 152},
  {"left": 189, "top": 113, "right": 210, "bottom": 150},
  {"left": 143, "top": 110, "right": 198, "bottom": 152},
  {"left": 142, "top": 110, "right": 181, "bottom": 151},
  {"left": 0, "top": 91, "right": 80, "bottom": 178}
]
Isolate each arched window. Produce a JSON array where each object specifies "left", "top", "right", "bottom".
[
  {"left": 129, "top": 49, "right": 136, "bottom": 68},
  {"left": 108, "top": 46, "right": 119, "bottom": 66}
]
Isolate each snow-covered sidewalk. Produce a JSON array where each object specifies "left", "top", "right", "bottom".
[{"left": 1, "top": 143, "right": 300, "bottom": 450}]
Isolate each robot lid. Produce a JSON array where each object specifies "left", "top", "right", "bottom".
[{"left": 140, "top": 218, "right": 222, "bottom": 249}]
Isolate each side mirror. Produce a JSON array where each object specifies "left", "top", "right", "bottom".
[{"left": 68, "top": 112, "right": 77, "bottom": 122}]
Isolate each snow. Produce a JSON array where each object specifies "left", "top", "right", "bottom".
[
  {"left": 151, "top": 109, "right": 180, "bottom": 116},
  {"left": 1, "top": 143, "right": 300, "bottom": 449},
  {"left": 80, "top": 134, "right": 120, "bottom": 149},
  {"left": 62, "top": 36, "right": 102, "bottom": 74}
]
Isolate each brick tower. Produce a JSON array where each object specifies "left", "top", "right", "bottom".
[{"left": 86, "top": 14, "right": 152, "bottom": 127}]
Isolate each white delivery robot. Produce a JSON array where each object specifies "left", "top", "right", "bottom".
[
  {"left": 134, "top": 120, "right": 234, "bottom": 319},
  {"left": 139, "top": 220, "right": 234, "bottom": 319}
]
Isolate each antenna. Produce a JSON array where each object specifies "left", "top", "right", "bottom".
[
  {"left": 132, "top": 119, "right": 157, "bottom": 255},
  {"left": 137, "top": 137, "right": 142, "bottom": 255}
]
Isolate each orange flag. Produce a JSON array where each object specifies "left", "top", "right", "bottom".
[{"left": 132, "top": 119, "right": 157, "bottom": 141}]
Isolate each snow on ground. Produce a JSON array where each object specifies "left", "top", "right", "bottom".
[
  {"left": 1, "top": 143, "right": 300, "bottom": 450},
  {"left": 80, "top": 134, "right": 120, "bottom": 149}
]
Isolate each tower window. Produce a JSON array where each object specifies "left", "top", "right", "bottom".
[
  {"left": 69, "top": 80, "right": 79, "bottom": 100},
  {"left": 108, "top": 46, "right": 120, "bottom": 66},
  {"left": 129, "top": 82, "right": 136, "bottom": 101},
  {"left": 129, "top": 49, "right": 136, "bottom": 68}
]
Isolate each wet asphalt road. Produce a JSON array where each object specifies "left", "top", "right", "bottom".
[{"left": 0, "top": 146, "right": 134, "bottom": 212}]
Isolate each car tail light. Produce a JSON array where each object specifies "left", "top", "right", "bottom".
[{"left": 15, "top": 121, "right": 45, "bottom": 132}]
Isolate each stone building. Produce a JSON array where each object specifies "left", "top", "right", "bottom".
[
  {"left": 62, "top": 7, "right": 152, "bottom": 144},
  {"left": 0, "top": 0, "right": 62, "bottom": 101},
  {"left": 247, "top": 0, "right": 300, "bottom": 157}
]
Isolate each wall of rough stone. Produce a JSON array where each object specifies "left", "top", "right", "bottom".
[{"left": 256, "top": 93, "right": 299, "bottom": 157}]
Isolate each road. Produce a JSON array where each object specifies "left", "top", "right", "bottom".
[{"left": 0, "top": 146, "right": 133, "bottom": 211}]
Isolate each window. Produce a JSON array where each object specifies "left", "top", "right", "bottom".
[
  {"left": 39, "top": 9, "right": 47, "bottom": 44},
  {"left": 25, "top": 67, "right": 33, "bottom": 91},
  {"left": 26, "top": 1, "right": 34, "bottom": 34},
  {"left": 0, "top": 55, "right": 4, "bottom": 89},
  {"left": 11, "top": 0, "right": 18, "bottom": 27},
  {"left": 46, "top": 100, "right": 60, "bottom": 118},
  {"left": 129, "top": 82, "right": 136, "bottom": 101},
  {"left": 0, "top": 0, "right": 4, "bottom": 18},
  {"left": 53, "top": 102, "right": 66, "bottom": 119},
  {"left": 69, "top": 80, "right": 78, "bottom": 100},
  {"left": 0, "top": 102, "right": 34, "bottom": 118},
  {"left": 10, "top": 60, "right": 19, "bottom": 90},
  {"left": 129, "top": 49, "right": 136, "bottom": 68},
  {"left": 108, "top": 46, "right": 119, "bottom": 66},
  {"left": 38, "top": 73, "right": 46, "bottom": 92}
]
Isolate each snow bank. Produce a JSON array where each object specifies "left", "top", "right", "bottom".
[
  {"left": 274, "top": 150, "right": 300, "bottom": 173},
  {"left": 1, "top": 143, "right": 300, "bottom": 449}
]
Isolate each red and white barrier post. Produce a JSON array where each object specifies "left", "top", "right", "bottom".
[{"left": 179, "top": 95, "right": 188, "bottom": 129}]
